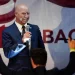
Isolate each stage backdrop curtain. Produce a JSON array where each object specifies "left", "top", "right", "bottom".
[{"left": 0, "top": 0, "right": 75, "bottom": 71}]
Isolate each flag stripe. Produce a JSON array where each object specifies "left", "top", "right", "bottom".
[
  {"left": 0, "top": 8, "right": 15, "bottom": 24},
  {"left": 47, "top": 0, "right": 75, "bottom": 7}
]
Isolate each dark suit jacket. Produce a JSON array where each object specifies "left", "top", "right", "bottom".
[
  {"left": 58, "top": 52, "right": 75, "bottom": 75},
  {"left": 33, "top": 67, "right": 59, "bottom": 75},
  {"left": 34, "top": 67, "right": 59, "bottom": 75},
  {"left": 0, "top": 55, "right": 59, "bottom": 75},
  {"left": 2, "top": 23, "right": 45, "bottom": 71},
  {"left": 0, "top": 55, "right": 57, "bottom": 75},
  {"left": 0, "top": 57, "right": 59, "bottom": 75},
  {"left": 0, "top": 55, "right": 33, "bottom": 75}
]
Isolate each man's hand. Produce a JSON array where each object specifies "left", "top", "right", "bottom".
[
  {"left": 22, "top": 32, "right": 31, "bottom": 43},
  {"left": 68, "top": 38, "right": 75, "bottom": 52},
  {"left": 68, "top": 38, "right": 75, "bottom": 49}
]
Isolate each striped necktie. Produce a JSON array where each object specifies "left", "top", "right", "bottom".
[{"left": 22, "top": 25, "right": 25, "bottom": 37}]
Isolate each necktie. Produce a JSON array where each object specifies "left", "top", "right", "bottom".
[
  {"left": 22, "top": 25, "right": 25, "bottom": 37},
  {"left": 22, "top": 25, "right": 29, "bottom": 48}
]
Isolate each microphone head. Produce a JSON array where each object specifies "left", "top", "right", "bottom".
[{"left": 26, "top": 25, "right": 30, "bottom": 32}]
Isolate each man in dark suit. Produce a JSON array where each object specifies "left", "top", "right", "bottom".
[
  {"left": 2, "top": 4, "right": 45, "bottom": 71},
  {"left": 30, "top": 48, "right": 59, "bottom": 75}
]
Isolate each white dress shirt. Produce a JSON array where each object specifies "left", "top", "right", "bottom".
[{"left": 15, "top": 21, "right": 27, "bottom": 35}]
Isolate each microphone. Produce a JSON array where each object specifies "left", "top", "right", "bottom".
[
  {"left": 25, "top": 25, "right": 30, "bottom": 32},
  {"left": 24, "top": 25, "right": 31, "bottom": 50}
]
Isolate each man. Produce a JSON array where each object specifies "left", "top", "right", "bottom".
[
  {"left": 2, "top": 4, "right": 45, "bottom": 71},
  {"left": 30, "top": 48, "right": 59, "bottom": 75}
]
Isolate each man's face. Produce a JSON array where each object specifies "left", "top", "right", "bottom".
[{"left": 15, "top": 6, "right": 30, "bottom": 25}]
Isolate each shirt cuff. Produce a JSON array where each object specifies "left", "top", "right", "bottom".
[
  {"left": 70, "top": 48, "right": 75, "bottom": 52},
  {"left": 7, "top": 44, "right": 26, "bottom": 58}
]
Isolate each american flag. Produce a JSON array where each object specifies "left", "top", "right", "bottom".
[{"left": 0, "top": 0, "right": 16, "bottom": 48}]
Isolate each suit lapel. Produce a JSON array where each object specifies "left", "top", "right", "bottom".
[{"left": 12, "top": 23, "right": 23, "bottom": 43}]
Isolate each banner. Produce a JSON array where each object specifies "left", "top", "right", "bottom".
[{"left": 0, "top": 0, "right": 75, "bottom": 70}]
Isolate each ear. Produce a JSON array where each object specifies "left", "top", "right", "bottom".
[
  {"left": 15, "top": 11, "right": 17, "bottom": 17},
  {"left": 31, "top": 58, "right": 37, "bottom": 69}
]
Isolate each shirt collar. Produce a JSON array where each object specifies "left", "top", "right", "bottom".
[{"left": 15, "top": 21, "right": 27, "bottom": 33}]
